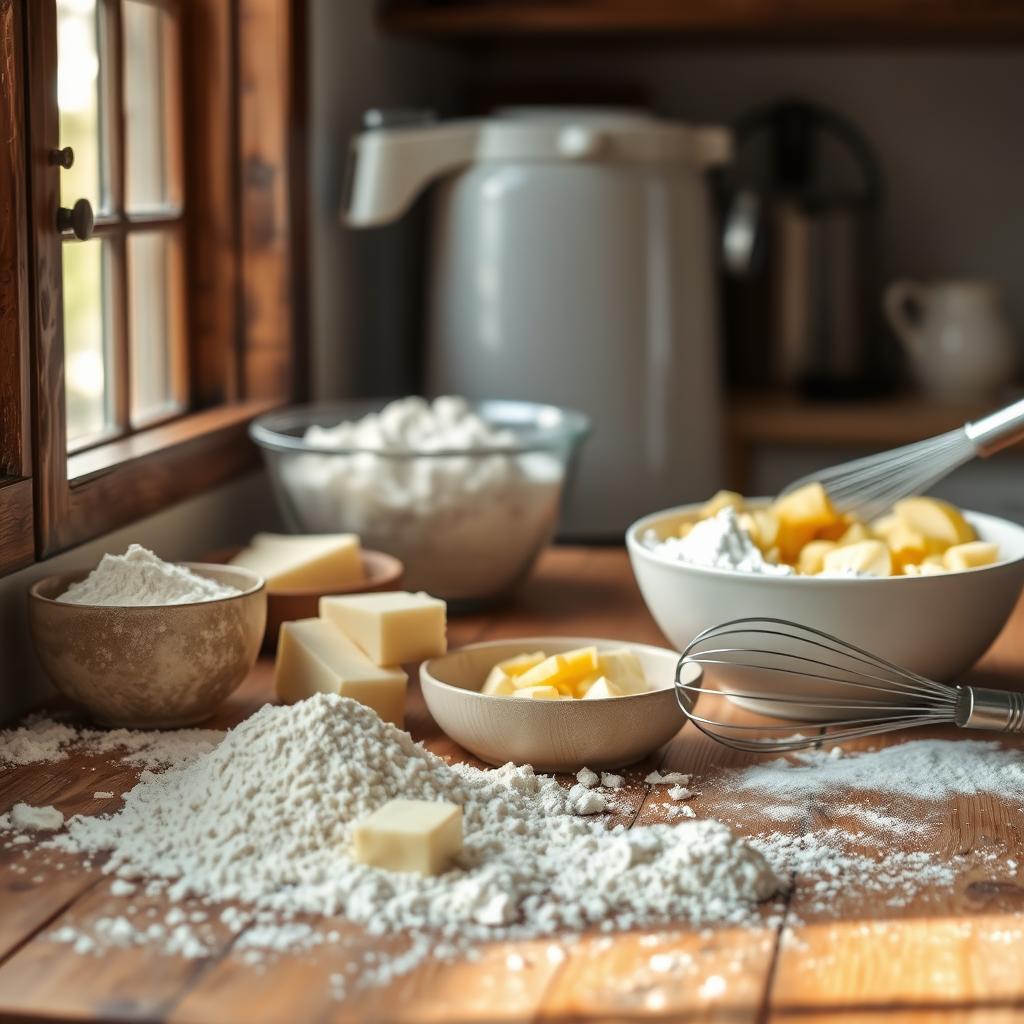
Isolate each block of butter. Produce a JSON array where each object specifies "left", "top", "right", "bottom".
[
  {"left": 230, "top": 533, "right": 364, "bottom": 590},
  {"left": 352, "top": 799, "right": 462, "bottom": 876},
  {"left": 275, "top": 618, "right": 407, "bottom": 725},
  {"left": 320, "top": 591, "right": 446, "bottom": 666}
]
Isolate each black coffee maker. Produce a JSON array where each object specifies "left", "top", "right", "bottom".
[{"left": 721, "top": 99, "right": 886, "bottom": 398}]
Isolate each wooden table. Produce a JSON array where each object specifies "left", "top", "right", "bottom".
[{"left": 1, "top": 546, "right": 1023, "bottom": 1023}]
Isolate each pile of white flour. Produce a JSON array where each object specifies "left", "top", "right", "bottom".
[
  {"left": 51, "top": 695, "right": 780, "bottom": 945},
  {"left": 58, "top": 544, "right": 239, "bottom": 606}
]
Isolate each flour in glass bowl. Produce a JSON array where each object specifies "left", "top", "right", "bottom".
[
  {"left": 274, "top": 397, "right": 567, "bottom": 599},
  {"left": 58, "top": 545, "right": 240, "bottom": 606},
  {"left": 645, "top": 508, "right": 795, "bottom": 576}
]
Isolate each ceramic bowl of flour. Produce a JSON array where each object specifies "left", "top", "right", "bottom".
[
  {"left": 28, "top": 564, "right": 266, "bottom": 728},
  {"left": 421, "top": 637, "right": 691, "bottom": 772},
  {"left": 628, "top": 502, "right": 1024, "bottom": 709}
]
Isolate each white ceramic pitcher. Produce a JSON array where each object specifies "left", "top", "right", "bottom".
[{"left": 884, "top": 279, "right": 1018, "bottom": 400}]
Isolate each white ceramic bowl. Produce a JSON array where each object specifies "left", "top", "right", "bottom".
[
  {"left": 420, "top": 637, "right": 689, "bottom": 773},
  {"left": 628, "top": 504, "right": 1024, "bottom": 693}
]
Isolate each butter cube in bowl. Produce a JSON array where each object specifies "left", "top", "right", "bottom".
[
  {"left": 226, "top": 533, "right": 404, "bottom": 649},
  {"left": 421, "top": 637, "right": 689, "bottom": 772}
]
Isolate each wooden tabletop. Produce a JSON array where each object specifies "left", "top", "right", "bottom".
[{"left": 1, "top": 545, "right": 1023, "bottom": 1024}]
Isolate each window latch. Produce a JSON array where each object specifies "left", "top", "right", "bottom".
[{"left": 57, "top": 198, "right": 95, "bottom": 241}]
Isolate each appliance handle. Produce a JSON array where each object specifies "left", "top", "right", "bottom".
[{"left": 343, "top": 121, "right": 483, "bottom": 228}]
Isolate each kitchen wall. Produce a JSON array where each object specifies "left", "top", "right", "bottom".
[
  {"left": 306, "top": 30, "right": 1024, "bottom": 397},
  {"left": 308, "top": 0, "right": 457, "bottom": 401},
  {"left": 0, "top": 475, "right": 280, "bottom": 723},
  {"left": 461, "top": 46, "right": 1024, "bottom": 339}
]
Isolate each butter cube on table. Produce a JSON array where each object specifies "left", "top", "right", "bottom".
[
  {"left": 231, "top": 533, "right": 364, "bottom": 590},
  {"left": 320, "top": 591, "right": 446, "bottom": 665},
  {"left": 275, "top": 618, "right": 407, "bottom": 725},
  {"left": 352, "top": 799, "right": 462, "bottom": 876}
]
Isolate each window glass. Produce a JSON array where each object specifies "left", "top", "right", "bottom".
[
  {"left": 63, "top": 239, "right": 113, "bottom": 445},
  {"left": 129, "top": 231, "right": 185, "bottom": 424},
  {"left": 124, "top": 0, "right": 181, "bottom": 212},
  {"left": 56, "top": 0, "right": 106, "bottom": 213}
]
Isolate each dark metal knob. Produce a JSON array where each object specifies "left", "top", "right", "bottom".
[
  {"left": 49, "top": 146, "right": 75, "bottom": 169},
  {"left": 57, "top": 198, "right": 94, "bottom": 241}
]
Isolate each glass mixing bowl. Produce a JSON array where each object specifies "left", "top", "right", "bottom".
[{"left": 250, "top": 400, "right": 590, "bottom": 608}]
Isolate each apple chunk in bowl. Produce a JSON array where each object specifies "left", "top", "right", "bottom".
[
  {"left": 420, "top": 637, "right": 691, "bottom": 773},
  {"left": 628, "top": 501, "right": 1024, "bottom": 689}
]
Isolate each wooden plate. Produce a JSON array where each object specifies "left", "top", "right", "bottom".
[{"left": 206, "top": 547, "right": 404, "bottom": 650}]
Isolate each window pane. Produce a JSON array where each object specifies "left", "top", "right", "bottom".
[
  {"left": 123, "top": 0, "right": 181, "bottom": 212},
  {"left": 64, "top": 239, "right": 113, "bottom": 445},
  {"left": 57, "top": 0, "right": 106, "bottom": 212},
  {"left": 129, "top": 231, "right": 185, "bottom": 424}
]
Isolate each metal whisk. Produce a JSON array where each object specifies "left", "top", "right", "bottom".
[
  {"left": 675, "top": 617, "right": 1024, "bottom": 753},
  {"left": 780, "top": 397, "right": 1024, "bottom": 521}
]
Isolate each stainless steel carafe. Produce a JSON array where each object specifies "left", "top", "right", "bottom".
[{"left": 723, "top": 100, "right": 884, "bottom": 397}]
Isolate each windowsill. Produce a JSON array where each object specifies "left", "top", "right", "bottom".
[{"left": 68, "top": 399, "right": 280, "bottom": 484}]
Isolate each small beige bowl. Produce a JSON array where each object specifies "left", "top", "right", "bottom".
[
  {"left": 420, "top": 636, "right": 692, "bottom": 773},
  {"left": 28, "top": 564, "right": 267, "bottom": 728}
]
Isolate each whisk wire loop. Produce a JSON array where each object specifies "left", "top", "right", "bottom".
[{"left": 674, "top": 616, "right": 1023, "bottom": 753}]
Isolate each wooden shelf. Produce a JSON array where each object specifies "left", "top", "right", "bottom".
[
  {"left": 726, "top": 393, "right": 1004, "bottom": 449},
  {"left": 379, "top": 0, "right": 1024, "bottom": 43}
]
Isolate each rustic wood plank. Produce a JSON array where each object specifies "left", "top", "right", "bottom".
[
  {"left": 0, "top": 549, "right": 1020, "bottom": 1024},
  {"left": 766, "top": 602, "right": 1024, "bottom": 1023},
  {"left": 0, "top": 0, "right": 31, "bottom": 483},
  {"left": 379, "top": 0, "right": 1024, "bottom": 42},
  {"left": 182, "top": 0, "right": 239, "bottom": 408},
  {"left": 237, "top": 0, "right": 296, "bottom": 403}
]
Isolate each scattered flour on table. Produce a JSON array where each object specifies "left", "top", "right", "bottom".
[
  {"left": 40, "top": 694, "right": 780, "bottom": 986},
  {"left": 0, "top": 715, "right": 222, "bottom": 769},
  {"left": 4, "top": 803, "right": 64, "bottom": 832},
  {"left": 57, "top": 544, "right": 239, "bottom": 606},
  {"left": 728, "top": 739, "right": 1024, "bottom": 800}
]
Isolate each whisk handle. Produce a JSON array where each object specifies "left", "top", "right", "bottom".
[
  {"left": 956, "top": 686, "right": 1024, "bottom": 734},
  {"left": 965, "top": 398, "right": 1024, "bottom": 458}
]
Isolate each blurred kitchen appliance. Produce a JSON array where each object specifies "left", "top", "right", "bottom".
[
  {"left": 722, "top": 100, "right": 883, "bottom": 397},
  {"left": 884, "top": 279, "right": 1018, "bottom": 401},
  {"left": 344, "top": 108, "right": 731, "bottom": 539}
]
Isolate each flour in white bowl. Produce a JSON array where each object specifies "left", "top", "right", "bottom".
[
  {"left": 645, "top": 508, "right": 795, "bottom": 576},
  {"left": 58, "top": 545, "right": 240, "bottom": 606}
]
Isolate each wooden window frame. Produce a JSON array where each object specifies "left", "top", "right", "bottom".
[
  {"left": 12, "top": 0, "right": 306, "bottom": 563},
  {"left": 0, "top": 0, "right": 35, "bottom": 574}
]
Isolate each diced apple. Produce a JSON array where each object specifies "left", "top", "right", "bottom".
[
  {"left": 515, "top": 646, "right": 599, "bottom": 695},
  {"left": 772, "top": 482, "right": 839, "bottom": 530},
  {"left": 597, "top": 648, "right": 649, "bottom": 695},
  {"left": 496, "top": 651, "right": 546, "bottom": 677},
  {"left": 838, "top": 522, "right": 872, "bottom": 546},
  {"left": 903, "top": 561, "right": 946, "bottom": 576},
  {"left": 512, "top": 685, "right": 562, "bottom": 700},
  {"left": 943, "top": 541, "right": 999, "bottom": 572},
  {"left": 739, "top": 509, "right": 781, "bottom": 552},
  {"left": 481, "top": 667, "right": 517, "bottom": 696},
  {"left": 886, "top": 523, "right": 928, "bottom": 570},
  {"left": 823, "top": 539, "right": 893, "bottom": 577},
  {"left": 700, "top": 490, "right": 745, "bottom": 518},
  {"left": 893, "top": 497, "right": 975, "bottom": 547},
  {"left": 581, "top": 676, "right": 624, "bottom": 700},
  {"left": 798, "top": 540, "right": 837, "bottom": 576}
]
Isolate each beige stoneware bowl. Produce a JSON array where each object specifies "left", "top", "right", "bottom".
[
  {"left": 420, "top": 636, "right": 691, "bottom": 773},
  {"left": 28, "top": 564, "right": 267, "bottom": 728}
]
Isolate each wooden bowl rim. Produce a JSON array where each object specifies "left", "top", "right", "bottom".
[{"left": 28, "top": 563, "right": 266, "bottom": 608}]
